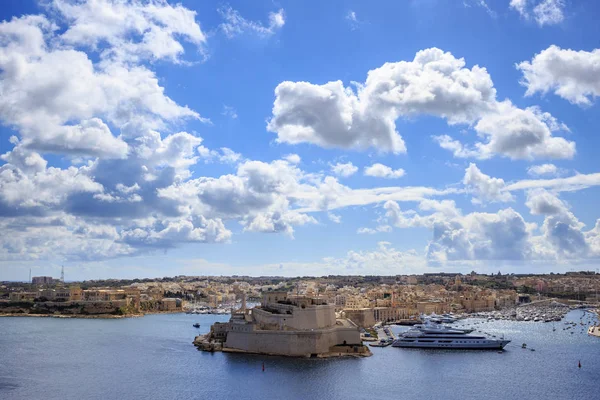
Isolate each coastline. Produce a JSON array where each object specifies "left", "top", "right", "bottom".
[
  {"left": 0, "top": 313, "right": 144, "bottom": 319},
  {"left": 0, "top": 310, "right": 184, "bottom": 319}
]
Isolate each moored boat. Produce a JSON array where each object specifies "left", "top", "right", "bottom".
[{"left": 392, "top": 320, "right": 510, "bottom": 350}]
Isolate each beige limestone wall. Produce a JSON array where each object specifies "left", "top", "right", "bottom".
[
  {"left": 253, "top": 305, "right": 336, "bottom": 330},
  {"left": 224, "top": 327, "right": 361, "bottom": 356}
]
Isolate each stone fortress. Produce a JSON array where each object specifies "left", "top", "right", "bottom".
[{"left": 195, "top": 291, "right": 370, "bottom": 357}]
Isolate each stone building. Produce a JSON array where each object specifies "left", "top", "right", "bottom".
[{"left": 205, "top": 291, "right": 365, "bottom": 357}]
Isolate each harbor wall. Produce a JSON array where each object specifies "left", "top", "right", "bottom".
[{"left": 224, "top": 327, "right": 360, "bottom": 356}]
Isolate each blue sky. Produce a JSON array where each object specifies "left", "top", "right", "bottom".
[{"left": 1, "top": 0, "right": 600, "bottom": 281}]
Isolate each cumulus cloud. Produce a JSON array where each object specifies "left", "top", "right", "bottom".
[
  {"left": 527, "top": 163, "right": 559, "bottom": 176},
  {"left": 510, "top": 0, "right": 566, "bottom": 26},
  {"left": 364, "top": 163, "right": 405, "bottom": 179},
  {"left": 157, "top": 159, "right": 319, "bottom": 237},
  {"left": 427, "top": 208, "right": 537, "bottom": 263},
  {"left": 218, "top": 5, "right": 285, "bottom": 38},
  {"left": 1, "top": 3, "right": 597, "bottom": 269},
  {"left": 357, "top": 225, "right": 392, "bottom": 234},
  {"left": 473, "top": 101, "right": 574, "bottom": 160},
  {"left": 378, "top": 192, "right": 598, "bottom": 263},
  {"left": 0, "top": 155, "right": 102, "bottom": 212},
  {"left": 525, "top": 188, "right": 566, "bottom": 215},
  {"left": 328, "top": 212, "right": 342, "bottom": 223},
  {"left": 432, "top": 135, "right": 481, "bottom": 159},
  {"left": 0, "top": 1, "right": 228, "bottom": 262},
  {"left": 268, "top": 47, "right": 574, "bottom": 160},
  {"left": 52, "top": 0, "right": 206, "bottom": 63},
  {"left": 323, "top": 241, "right": 426, "bottom": 274},
  {"left": 283, "top": 154, "right": 301, "bottom": 164},
  {"left": 331, "top": 162, "right": 358, "bottom": 177},
  {"left": 525, "top": 189, "right": 592, "bottom": 257},
  {"left": 372, "top": 186, "right": 600, "bottom": 264},
  {"left": 517, "top": 45, "right": 600, "bottom": 106},
  {"left": 0, "top": 11, "right": 205, "bottom": 160},
  {"left": 463, "top": 163, "right": 514, "bottom": 204}
]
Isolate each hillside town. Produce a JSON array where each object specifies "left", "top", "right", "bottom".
[{"left": 1, "top": 271, "right": 598, "bottom": 321}]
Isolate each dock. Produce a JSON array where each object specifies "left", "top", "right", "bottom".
[{"left": 369, "top": 325, "right": 396, "bottom": 347}]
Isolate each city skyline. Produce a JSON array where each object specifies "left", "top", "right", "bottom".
[{"left": 1, "top": 0, "right": 600, "bottom": 281}]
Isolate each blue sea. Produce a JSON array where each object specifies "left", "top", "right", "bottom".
[{"left": 1, "top": 310, "right": 598, "bottom": 400}]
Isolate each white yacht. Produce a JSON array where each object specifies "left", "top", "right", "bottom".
[{"left": 392, "top": 321, "right": 510, "bottom": 350}]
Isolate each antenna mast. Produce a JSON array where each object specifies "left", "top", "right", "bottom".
[{"left": 61, "top": 265, "right": 65, "bottom": 283}]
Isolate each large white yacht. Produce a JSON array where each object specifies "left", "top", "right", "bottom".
[{"left": 392, "top": 321, "right": 510, "bottom": 350}]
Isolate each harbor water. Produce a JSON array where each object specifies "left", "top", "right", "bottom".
[{"left": 1, "top": 310, "right": 598, "bottom": 400}]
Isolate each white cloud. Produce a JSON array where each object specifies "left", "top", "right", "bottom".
[
  {"left": 269, "top": 48, "right": 574, "bottom": 160},
  {"left": 0, "top": 156, "right": 102, "bottom": 210},
  {"left": 525, "top": 188, "right": 566, "bottom": 215},
  {"left": 157, "top": 159, "right": 318, "bottom": 238},
  {"left": 283, "top": 154, "right": 301, "bottom": 164},
  {"left": 0, "top": 12, "right": 205, "bottom": 159},
  {"left": 533, "top": 0, "right": 566, "bottom": 26},
  {"left": 463, "top": 163, "right": 514, "bottom": 204},
  {"left": 2, "top": 4, "right": 598, "bottom": 269},
  {"left": 52, "top": 0, "right": 206, "bottom": 63},
  {"left": 426, "top": 208, "right": 538, "bottom": 263},
  {"left": 346, "top": 10, "right": 358, "bottom": 23},
  {"left": 244, "top": 210, "right": 316, "bottom": 237},
  {"left": 345, "top": 10, "right": 361, "bottom": 30},
  {"left": 222, "top": 105, "right": 238, "bottom": 119},
  {"left": 218, "top": 148, "right": 242, "bottom": 164},
  {"left": 331, "top": 162, "right": 358, "bottom": 178},
  {"left": 380, "top": 192, "right": 599, "bottom": 263},
  {"left": 323, "top": 241, "right": 426, "bottom": 274},
  {"left": 510, "top": 0, "right": 528, "bottom": 16},
  {"left": 506, "top": 172, "right": 600, "bottom": 192},
  {"left": 472, "top": 101, "right": 574, "bottom": 160},
  {"left": 0, "top": 2, "right": 227, "bottom": 262},
  {"left": 525, "top": 190, "right": 591, "bottom": 257},
  {"left": 364, "top": 163, "right": 406, "bottom": 179},
  {"left": 121, "top": 216, "right": 231, "bottom": 248},
  {"left": 328, "top": 212, "right": 342, "bottom": 224},
  {"left": 527, "top": 163, "right": 559, "bottom": 176},
  {"left": 357, "top": 225, "right": 392, "bottom": 234},
  {"left": 432, "top": 135, "right": 481, "bottom": 159},
  {"left": 517, "top": 45, "right": 600, "bottom": 106},
  {"left": 510, "top": 0, "right": 566, "bottom": 26},
  {"left": 218, "top": 5, "right": 285, "bottom": 38},
  {"left": 465, "top": 0, "right": 497, "bottom": 18}
]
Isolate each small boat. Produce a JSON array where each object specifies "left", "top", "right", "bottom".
[{"left": 193, "top": 323, "right": 200, "bottom": 328}]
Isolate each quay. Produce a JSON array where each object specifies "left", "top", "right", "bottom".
[{"left": 369, "top": 325, "right": 396, "bottom": 347}]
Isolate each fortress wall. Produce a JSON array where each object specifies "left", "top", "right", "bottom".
[
  {"left": 224, "top": 327, "right": 361, "bottom": 356},
  {"left": 253, "top": 305, "right": 336, "bottom": 330}
]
